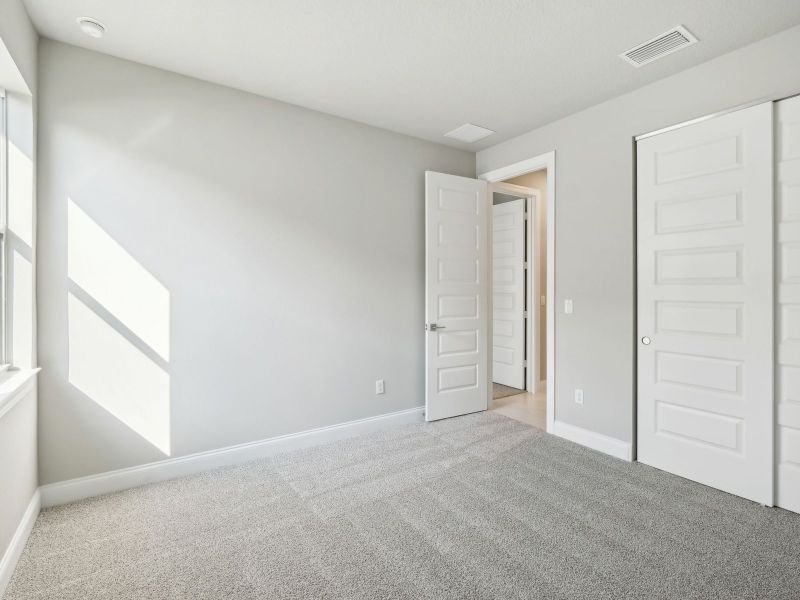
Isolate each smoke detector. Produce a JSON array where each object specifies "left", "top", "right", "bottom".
[
  {"left": 620, "top": 26, "right": 697, "bottom": 67},
  {"left": 77, "top": 17, "right": 106, "bottom": 39}
]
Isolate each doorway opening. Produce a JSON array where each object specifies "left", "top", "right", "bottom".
[
  {"left": 422, "top": 152, "right": 554, "bottom": 429},
  {"left": 480, "top": 152, "right": 555, "bottom": 432}
]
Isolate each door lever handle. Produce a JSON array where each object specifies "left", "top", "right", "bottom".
[{"left": 426, "top": 323, "right": 445, "bottom": 331}]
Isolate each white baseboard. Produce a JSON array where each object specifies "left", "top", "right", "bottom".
[
  {"left": 40, "top": 406, "right": 425, "bottom": 508},
  {"left": 777, "top": 463, "right": 800, "bottom": 514},
  {"left": 0, "top": 490, "right": 40, "bottom": 598},
  {"left": 552, "top": 420, "right": 632, "bottom": 461}
]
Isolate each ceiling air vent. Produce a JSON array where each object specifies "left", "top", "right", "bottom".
[
  {"left": 444, "top": 123, "right": 495, "bottom": 143},
  {"left": 620, "top": 25, "right": 698, "bottom": 67}
]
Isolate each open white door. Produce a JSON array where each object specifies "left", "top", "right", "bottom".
[
  {"left": 492, "top": 198, "right": 526, "bottom": 389},
  {"left": 637, "top": 102, "right": 773, "bottom": 505},
  {"left": 425, "top": 171, "right": 488, "bottom": 421}
]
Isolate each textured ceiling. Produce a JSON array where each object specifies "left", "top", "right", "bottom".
[{"left": 22, "top": 0, "right": 800, "bottom": 149}]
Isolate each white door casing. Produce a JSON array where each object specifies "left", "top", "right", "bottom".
[
  {"left": 776, "top": 95, "right": 800, "bottom": 513},
  {"left": 492, "top": 198, "right": 526, "bottom": 389},
  {"left": 637, "top": 102, "right": 774, "bottom": 505},
  {"left": 425, "top": 172, "right": 488, "bottom": 421}
]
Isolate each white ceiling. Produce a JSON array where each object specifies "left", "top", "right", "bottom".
[{"left": 22, "top": 0, "right": 800, "bottom": 150}]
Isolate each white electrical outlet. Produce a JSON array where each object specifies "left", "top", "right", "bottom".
[
  {"left": 574, "top": 388, "right": 584, "bottom": 405},
  {"left": 375, "top": 379, "right": 385, "bottom": 394},
  {"left": 564, "top": 299, "right": 574, "bottom": 314}
]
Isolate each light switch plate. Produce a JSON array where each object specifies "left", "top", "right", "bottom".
[
  {"left": 574, "top": 389, "right": 584, "bottom": 404},
  {"left": 564, "top": 299, "right": 574, "bottom": 314},
  {"left": 375, "top": 379, "right": 385, "bottom": 394}
]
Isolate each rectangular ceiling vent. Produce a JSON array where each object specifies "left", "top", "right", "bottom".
[
  {"left": 443, "top": 123, "right": 495, "bottom": 143},
  {"left": 620, "top": 25, "right": 698, "bottom": 67}
]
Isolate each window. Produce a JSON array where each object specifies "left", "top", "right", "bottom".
[{"left": 0, "top": 89, "right": 6, "bottom": 366}]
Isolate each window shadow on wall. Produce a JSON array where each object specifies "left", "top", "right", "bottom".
[{"left": 67, "top": 198, "right": 171, "bottom": 455}]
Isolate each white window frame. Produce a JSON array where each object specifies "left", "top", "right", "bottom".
[{"left": 0, "top": 89, "right": 7, "bottom": 365}]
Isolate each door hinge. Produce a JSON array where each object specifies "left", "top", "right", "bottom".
[
  {"left": 524, "top": 212, "right": 529, "bottom": 221},
  {"left": 523, "top": 261, "right": 529, "bottom": 270},
  {"left": 523, "top": 310, "right": 528, "bottom": 319},
  {"left": 523, "top": 360, "right": 528, "bottom": 368}
]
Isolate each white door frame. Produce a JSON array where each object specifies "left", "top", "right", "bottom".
[{"left": 479, "top": 151, "right": 556, "bottom": 434}]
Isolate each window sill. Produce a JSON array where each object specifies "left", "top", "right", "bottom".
[{"left": 0, "top": 367, "right": 40, "bottom": 421}]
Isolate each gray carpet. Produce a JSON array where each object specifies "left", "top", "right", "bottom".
[{"left": 6, "top": 412, "right": 800, "bottom": 599}]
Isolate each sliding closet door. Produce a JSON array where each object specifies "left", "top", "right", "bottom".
[
  {"left": 637, "top": 102, "right": 773, "bottom": 505},
  {"left": 776, "top": 95, "right": 800, "bottom": 513}
]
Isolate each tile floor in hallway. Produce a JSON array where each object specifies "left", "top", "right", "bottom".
[{"left": 490, "top": 385, "right": 547, "bottom": 430}]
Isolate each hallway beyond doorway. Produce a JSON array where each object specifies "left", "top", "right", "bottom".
[{"left": 490, "top": 388, "right": 546, "bottom": 430}]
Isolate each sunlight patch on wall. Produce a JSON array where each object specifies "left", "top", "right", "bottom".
[
  {"left": 68, "top": 293, "right": 170, "bottom": 455},
  {"left": 68, "top": 198, "right": 170, "bottom": 360}
]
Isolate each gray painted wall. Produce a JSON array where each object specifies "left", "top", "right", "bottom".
[
  {"left": 0, "top": 386, "right": 37, "bottom": 568},
  {"left": 477, "top": 24, "right": 800, "bottom": 444},
  {"left": 0, "top": 0, "right": 36, "bottom": 93},
  {"left": 37, "top": 40, "right": 474, "bottom": 484}
]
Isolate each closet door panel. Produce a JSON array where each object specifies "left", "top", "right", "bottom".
[
  {"left": 776, "top": 95, "right": 800, "bottom": 514},
  {"left": 637, "top": 102, "right": 774, "bottom": 505}
]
